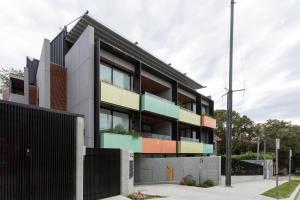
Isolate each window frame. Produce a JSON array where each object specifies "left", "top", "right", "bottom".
[
  {"left": 100, "top": 107, "right": 131, "bottom": 131},
  {"left": 100, "top": 62, "right": 132, "bottom": 91}
]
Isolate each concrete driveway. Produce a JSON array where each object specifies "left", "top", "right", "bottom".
[{"left": 134, "top": 180, "right": 281, "bottom": 200}]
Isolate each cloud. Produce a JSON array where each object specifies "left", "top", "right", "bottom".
[{"left": 0, "top": 0, "right": 299, "bottom": 124}]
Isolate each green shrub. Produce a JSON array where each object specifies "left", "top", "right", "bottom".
[
  {"left": 198, "top": 179, "right": 214, "bottom": 188},
  {"left": 179, "top": 175, "right": 196, "bottom": 186},
  {"left": 101, "top": 126, "right": 141, "bottom": 138},
  {"left": 231, "top": 152, "right": 274, "bottom": 160}
]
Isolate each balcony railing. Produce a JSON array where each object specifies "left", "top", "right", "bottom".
[
  {"left": 180, "top": 136, "right": 199, "bottom": 142},
  {"left": 100, "top": 132, "right": 142, "bottom": 153},
  {"left": 201, "top": 115, "right": 217, "bottom": 129},
  {"left": 141, "top": 92, "right": 179, "bottom": 119},
  {"left": 142, "top": 133, "right": 171, "bottom": 140},
  {"left": 179, "top": 108, "right": 201, "bottom": 126},
  {"left": 177, "top": 140, "right": 203, "bottom": 154},
  {"left": 100, "top": 81, "right": 140, "bottom": 110}
]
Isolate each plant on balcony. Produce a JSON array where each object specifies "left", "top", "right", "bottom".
[{"left": 101, "top": 125, "right": 141, "bottom": 139}]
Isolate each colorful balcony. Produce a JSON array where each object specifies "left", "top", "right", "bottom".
[
  {"left": 203, "top": 143, "right": 214, "bottom": 154},
  {"left": 100, "top": 81, "right": 140, "bottom": 110},
  {"left": 179, "top": 108, "right": 201, "bottom": 126},
  {"left": 177, "top": 140, "right": 203, "bottom": 154},
  {"left": 142, "top": 137, "right": 176, "bottom": 153},
  {"left": 141, "top": 92, "right": 179, "bottom": 119},
  {"left": 201, "top": 115, "right": 217, "bottom": 129},
  {"left": 100, "top": 132, "right": 142, "bottom": 153}
]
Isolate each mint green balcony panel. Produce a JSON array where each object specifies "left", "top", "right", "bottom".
[
  {"left": 141, "top": 93, "right": 179, "bottom": 119},
  {"left": 203, "top": 144, "right": 214, "bottom": 154},
  {"left": 100, "top": 132, "right": 142, "bottom": 153}
]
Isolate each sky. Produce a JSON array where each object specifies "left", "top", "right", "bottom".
[{"left": 0, "top": 0, "right": 299, "bottom": 124}]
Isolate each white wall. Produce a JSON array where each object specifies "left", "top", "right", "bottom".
[
  {"left": 65, "top": 25, "right": 95, "bottom": 147},
  {"left": 36, "top": 39, "right": 51, "bottom": 108}
]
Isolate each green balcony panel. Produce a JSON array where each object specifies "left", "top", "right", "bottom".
[
  {"left": 100, "top": 132, "right": 142, "bottom": 153},
  {"left": 203, "top": 143, "right": 214, "bottom": 154},
  {"left": 141, "top": 93, "right": 179, "bottom": 119}
]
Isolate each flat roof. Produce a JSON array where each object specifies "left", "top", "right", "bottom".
[{"left": 66, "top": 13, "right": 204, "bottom": 90}]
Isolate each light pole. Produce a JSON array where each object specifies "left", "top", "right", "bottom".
[
  {"left": 289, "top": 149, "right": 292, "bottom": 186},
  {"left": 275, "top": 138, "right": 280, "bottom": 198}
]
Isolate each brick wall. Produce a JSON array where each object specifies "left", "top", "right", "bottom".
[
  {"left": 50, "top": 63, "right": 67, "bottom": 111},
  {"left": 29, "top": 85, "right": 37, "bottom": 105}
]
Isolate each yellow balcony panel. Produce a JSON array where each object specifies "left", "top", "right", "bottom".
[
  {"left": 177, "top": 141, "right": 203, "bottom": 153},
  {"left": 179, "top": 109, "right": 201, "bottom": 126},
  {"left": 100, "top": 81, "right": 139, "bottom": 110}
]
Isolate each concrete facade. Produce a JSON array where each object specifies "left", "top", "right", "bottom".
[
  {"left": 65, "top": 25, "right": 95, "bottom": 147},
  {"left": 76, "top": 117, "right": 85, "bottom": 200},
  {"left": 36, "top": 38, "right": 51, "bottom": 108},
  {"left": 134, "top": 156, "right": 221, "bottom": 185},
  {"left": 120, "top": 150, "right": 134, "bottom": 196}
]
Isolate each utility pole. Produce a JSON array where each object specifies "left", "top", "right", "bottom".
[{"left": 225, "top": 0, "right": 235, "bottom": 187}]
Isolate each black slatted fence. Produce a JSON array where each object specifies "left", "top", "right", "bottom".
[
  {"left": 221, "top": 157, "right": 263, "bottom": 175},
  {"left": 84, "top": 148, "right": 121, "bottom": 200},
  {"left": 0, "top": 100, "right": 78, "bottom": 200}
]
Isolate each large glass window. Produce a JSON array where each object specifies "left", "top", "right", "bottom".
[
  {"left": 100, "top": 62, "right": 131, "bottom": 90},
  {"left": 100, "top": 63, "right": 112, "bottom": 83},
  {"left": 201, "top": 104, "right": 209, "bottom": 115},
  {"left": 100, "top": 108, "right": 112, "bottom": 130},
  {"left": 100, "top": 108, "right": 130, "bottom": 131},
  {"left": 113, "top": 69, "right": 130, "bottom": 90}
]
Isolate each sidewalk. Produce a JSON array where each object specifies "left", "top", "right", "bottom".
[{"left": 134, "top": 180, "right": 282, "bottom": 200}]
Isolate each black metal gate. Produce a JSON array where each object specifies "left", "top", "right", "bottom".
[
  {"left": 0, "top": 100, "right": 77, "bottom": 200},
  {"left": 84, "top": 148, "right": 121, "bottom": 200}
]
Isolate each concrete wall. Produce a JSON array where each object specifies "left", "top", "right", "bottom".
[
  {"left": 157, "top": 89, "right": 172, "bottom": 101},
  {"left": 76, "top": 117, "right": 85, "bottom": 200},
  {"left": 24, "top": 67, "right": 29, "bottom": 104},
  {"left": 36, "top": 39, "right": 51, "bottom": 108},
  {"left": 65, "top": 25, "right": 95, "bottom": 147},
  {"left": 134, "top": 156, "right": 221, "bottom": 185},
  {"left": 121, "top": 150, "right": 134, "bottom": 196},
  {"left": 9, "top": 93, "right": 25, "bottom": 103}
]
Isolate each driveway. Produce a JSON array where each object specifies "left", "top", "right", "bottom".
[{"left": 134, "top": 180, "right": 282, "bottom": 200}]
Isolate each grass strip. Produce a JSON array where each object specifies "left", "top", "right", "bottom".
[{"left": 262, "top": 180, "right": 300, "bottom": 199}]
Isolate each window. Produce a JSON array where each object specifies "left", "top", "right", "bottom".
[
  {"left": 201, "top": 104, "right": 209, "bottom": 115},
  {"left": 113, "top": 111, "right": 129, "bottom": 130},
  {"left": 100, "top": 108, "right": 130, "bottom": 131},
  {"left": 113, "top": 69, "right": 130, "bottom": 90},
  {"left": 100, "top": 63, "right": 112, "bottom": 83},
  {"left": 142, "top": 124, "right": 152, "bottom": 133},
  {"left": 100, "top": 62, "right": 131, "bottom": 90},
  {"left": 100, "top": 108, "right": 112, "bottom": 130}
]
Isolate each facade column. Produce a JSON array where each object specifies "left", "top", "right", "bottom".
[
  {"left": 94, "top": 39, "right": 100, "bottom": 147},
  {"left": 133, "top": 62, "right": 141, "bottom": 132},
  {"left": 172, "top": 81, "right": 178, "bottom": 141}
]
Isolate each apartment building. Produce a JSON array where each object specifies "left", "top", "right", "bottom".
[{"left": 3, "top": 13, "right": 216, "bottom": 156}]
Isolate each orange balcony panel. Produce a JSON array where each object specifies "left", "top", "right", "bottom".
[
  {"left": 202, "top": 116, "right": 217, "bottom": 129},
  {"left": 142, "top": 138, "right": 176, "bottom": 153}
]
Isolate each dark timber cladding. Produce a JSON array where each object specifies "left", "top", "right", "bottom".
[
  {"left": 0, "top": 100, "right": 78, "bottom": 200},
  {"left": 66, "top": 13, "right": 204, "bottom": 90},
  {"left": 50, "top": 28, "right": 68, "bottom": 66}
]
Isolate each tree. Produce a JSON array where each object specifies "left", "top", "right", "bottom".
[
  {"left": 0, "top": 67, "right": 24, "bottom": 93},
  {"left": 214, "top": 109, "right": 257, "bottom": 155}
]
